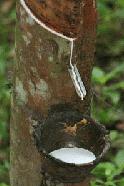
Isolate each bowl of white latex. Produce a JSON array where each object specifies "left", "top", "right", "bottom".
[{"left": 33, "top": 109, "right": 110, "bottom": 183}]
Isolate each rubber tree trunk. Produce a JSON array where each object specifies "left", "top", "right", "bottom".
[{"left": 10, "top": 0, "right": 96, "bottom": 186}]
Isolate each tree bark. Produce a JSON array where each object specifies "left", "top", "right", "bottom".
[{"left": 10, "top": 0, "right": 96, "bottom": 186}]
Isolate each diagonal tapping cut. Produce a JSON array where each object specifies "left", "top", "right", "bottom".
[{"left": 20, "top": 0, "right": 87, "bottom": 100}]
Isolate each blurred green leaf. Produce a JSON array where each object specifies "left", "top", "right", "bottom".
[
  {"left": 0, "top": 122, "right": 8, "bottom": 141},
  {"left": 116, "top": 178, "right": 124, "bottom": 186},
  {"left": 92, "top": 67, "right": 106, "bottom": 84},
  {"left": 105, "top": 181, "right": 116, "bottom": 186},
  {"left": 110, "top": 131, "right": 118, "bottom": 141},
  {"left": 92, "top": 63, "right": 124, "bottom": 85},
  {"left": 104, "top": 63, "right": 124, "bottom": 82},
  {"left": 0, "top": 183, "right": 9, "bottom": 186},
  {"left": 105, "top": 82, "right": 124, "bottom": 91},
  {"left": 92, "top": 162, "right": 116, "bottom": 178},
  {"left": 114, "top": 150, "right": 124, "bottom": 168},
  {"left": 102, "top": 89, "right": 120, "bottom": 104}
]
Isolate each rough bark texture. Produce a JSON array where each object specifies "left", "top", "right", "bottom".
[
  {"left": 24, "top": 0, "right": 84, "bottom": 38},
  {"left": 10, "top": 0, "right": 97, "bottom": 186}
]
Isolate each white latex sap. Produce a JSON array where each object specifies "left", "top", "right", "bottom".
[{"left": 49, "top": 147, "right": 96, "bottom": 165}]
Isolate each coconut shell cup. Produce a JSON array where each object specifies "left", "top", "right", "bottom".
[{"left": 33, "top": 110, "right": 110, "bottom": 183}]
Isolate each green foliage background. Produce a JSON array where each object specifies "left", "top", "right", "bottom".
[{"left": 0, "top": 0, "right": 124, "bottom": 185}]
